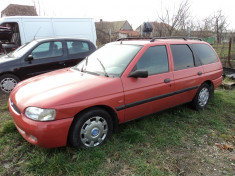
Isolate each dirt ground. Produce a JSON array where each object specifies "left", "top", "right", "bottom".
[
  {"left": 0, "top": 93, "right": 8, "bottom": 111},
  {"left": 0, "top": 93, "right": 8, "bottom": 102},
  {"left": 166, "top": 135, "right": 235, "bottom": 176}
]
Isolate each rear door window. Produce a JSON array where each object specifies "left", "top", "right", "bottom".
[
  {"left": 66, "top": 41, "right": 90, "bottom": 55},
  {"left": 170, "top": 45, "right": 194, "bottom": 71},
  {"left": 190, "top": 44, "right": 218, "bottom": 65}
]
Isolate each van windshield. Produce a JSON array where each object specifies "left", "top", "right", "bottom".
[{"left": 10, "top": 41, "right": 38, "bottom": 58}]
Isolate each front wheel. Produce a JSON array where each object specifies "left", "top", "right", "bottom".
[
  {"left": 69, "top": 108, "right": 113, "bottom": 148},
  {"left": 191, "top": 83, "right": 211, "bottom": 110}
]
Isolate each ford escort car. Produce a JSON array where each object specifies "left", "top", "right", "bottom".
[{"left": 9, "top": 37, "right": 223, "bottom": 148}]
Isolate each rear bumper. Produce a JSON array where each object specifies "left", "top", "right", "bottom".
[
  {"left": 8, "top": 99, "right": 73, "bottom": 148},
  {"left": 212, "top": 76, "right": 223, "bottom": 89}
]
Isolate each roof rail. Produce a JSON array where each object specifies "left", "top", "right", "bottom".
[
  {"left": 187, "top": 37, "right": 202, "bottom": 41},
  {"left": 150, "top": 37, "right": 202, "bottom": 42},
  {"left": 117, "top": 37, "right": 152, "bottom": 41}
]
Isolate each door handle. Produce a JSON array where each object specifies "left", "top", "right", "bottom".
[
  {"left": 164, "top": 78, "right": 171, "bottom": 83},
  {"left": 198, "top": 71, "right": 202, "bottom": 75}
]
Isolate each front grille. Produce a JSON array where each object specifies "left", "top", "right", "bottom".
[{"left": 10, "top": 99, "right": 21, "bottom": 114}]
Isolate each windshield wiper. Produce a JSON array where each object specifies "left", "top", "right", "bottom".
[
  {"left": 96, "top": 58, "right": 109, "bottom": 77},
  {"left": 72, "top": 67, "right": 80, "bottom": 71},
  {"left": 81, "top": 57, "right": 88, "bottom": 72}
]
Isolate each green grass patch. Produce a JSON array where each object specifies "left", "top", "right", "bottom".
[
  {"left": 0, "top": 103, "right": 8, "bottom": 111},
  {"left": 0, "top": 120, "right": 16, "bottom": 136},
  {"left": 0, "top": 89, "right": 234, "bottom": 175}
]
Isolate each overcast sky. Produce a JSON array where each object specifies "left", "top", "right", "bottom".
[{"left": 1, "top": 0, "right": 235, "bottom": 30}]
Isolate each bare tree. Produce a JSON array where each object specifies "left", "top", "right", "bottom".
[
  {"left": 213, "top": 10, "right": 228, "bottom": 43},
  {"left": 157, "top": 0, "right": 191, "bottom": 36},
  {"left": 194, "top": 10, "right": 228, "bottom": 43},
  {"left": 32, "top": 0, "right": 46, "bottom": 16},
  {"left": 194, "top": 17, "right": 214, "bottom": 38}
]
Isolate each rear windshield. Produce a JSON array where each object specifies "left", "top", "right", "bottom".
[{"left": 190, "top": 44, "right": 218, "bottom": 65}]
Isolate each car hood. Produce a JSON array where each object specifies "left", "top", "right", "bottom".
[
  {"left": 11, "top": 68, "right": 124, "bottom": 109},
  {"left": 0, "top": 54, "right": 16, "bottom": 63}
]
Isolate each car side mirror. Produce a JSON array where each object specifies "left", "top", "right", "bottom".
[
  {"left": 25, "top": 55, "right": 33, "bottom": 62},
  {"left": 128, "top": 70, "right": 148, "bottom": 78}
]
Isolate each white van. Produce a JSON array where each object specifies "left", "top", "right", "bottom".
[{"left": 0, "top": 16, "right": 97, "bottom": 52}]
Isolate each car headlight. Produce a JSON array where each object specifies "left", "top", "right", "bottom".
[{"left": 25, "top": 107, "right": 56, "bottom": 121}]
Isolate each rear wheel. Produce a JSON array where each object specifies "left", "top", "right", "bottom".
[
  {"left": 0, "top": 74, "right": 20, "bottom": 94},
  {"left": 191, "top": 83, "right": 211, "bottom": 110},
  {"left": 69, "top": 108, "right": 113, "bottom": 148}
]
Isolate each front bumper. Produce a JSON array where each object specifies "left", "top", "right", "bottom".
[{"left": 8, "top": 99, "right": 73, "bottom": 148}]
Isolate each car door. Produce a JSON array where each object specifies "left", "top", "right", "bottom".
[
  {"left": 19, "top": 41, "right": 66, "bottom": 79},
  {"left": 170, "top": 44, "right": 204, "bottom": 106},
  {"left": 120, "top": 45, "right": 175, "bottom": 122},
  {"left": 65, "top": 40, "right": 95, "bottom": 67}
]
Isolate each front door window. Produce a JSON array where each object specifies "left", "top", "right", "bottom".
[
  {"left": 32, "top": 42, "right": 63, "bottom": 59},
  {"left": 133, "top": 45, "right": 169, "bottom": 75}
]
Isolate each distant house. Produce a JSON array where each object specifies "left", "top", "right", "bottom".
[
  {"left": 119, "top": 30, "right": 139, "bottom": 38},
  {"left": 136, "top": 22, "right": 170, "bottom": 37},
  {"left": 95, "top": 20, "right": 139, "bottom": 44},
  {"left": 1, "top": 4, "right": 37, "bottom": 17}
]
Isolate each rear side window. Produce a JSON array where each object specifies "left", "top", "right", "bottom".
[
  {"left": 134, "top": 45, "right": 169, "bottom": 75},
  {"left": 171, "top": 45, "right": 194, "bottom": 71},
  {"left": 66, "top": 41, "right": 90, "bottom": 55},
  {"left": 190, "top": 44, "right": 218, "bottom": 65}
]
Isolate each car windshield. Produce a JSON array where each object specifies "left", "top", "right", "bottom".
[
  {"left": 73, "top": 44, "right": 142, "bottom": 77},
  {"left": 10, "top": 41, "right": 38, "bottom": 58}
]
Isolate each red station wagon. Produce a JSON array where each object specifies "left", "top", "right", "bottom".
[{"left": 8, "top": 37, "right": 223, "bottom": 148}]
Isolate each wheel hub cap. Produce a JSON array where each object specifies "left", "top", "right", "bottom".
[
  {"left": 0, "top": 78, "right": 17, "bottom": 93},
  {"left": 80, "top": 116, "right": 108, "bottom": 147},
  {"left": 198, "top": 87, "right": 209, "bottom": 107}
]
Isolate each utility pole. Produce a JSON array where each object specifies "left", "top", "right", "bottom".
[
  {"left": 109, "top": 29, "right": 111, "bottom": 42},
  {"left": 186, "top": 27, "right": 190, "bottom": 38}
]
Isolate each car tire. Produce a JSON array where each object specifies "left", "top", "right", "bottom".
[
  {"left": 69, "top": 108, "right": 113, "bottom": 148},
  {"left": 0, "top": 74, "right": 20, "bottom": 94},
  {"left": 191, "top": 83, "right": 211, "bottom": 110}
]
